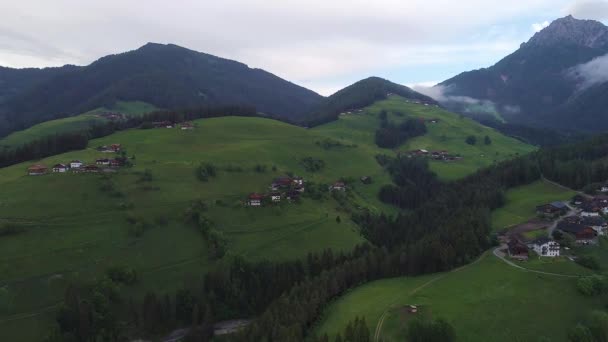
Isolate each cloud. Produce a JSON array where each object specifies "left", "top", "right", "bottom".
[
  {"left": 566, "top": 0, "right": 608, "bottom": 20},
  {"left": 568, "top": 53, "right": 608, "bottom": 89},
  {"left": 0, "top": 0, "right": 573, "bottom": 93},
  {"left": 413, "top": 84, "right": 520, "bottom": 116},
  {"left": 532, "top": 21, "right": 550, "bottom": 32}
]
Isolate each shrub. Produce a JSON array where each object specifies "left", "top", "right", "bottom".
[
  {"left": 0, "top": 223, "right": 26, "bottom": 236},
  {"left": 465, "top": 135, "right": 477, "bottom": 145},
  {"left": 254, "top": 164, "right": 267, "bottom": 173},
  {"left": 106, "top": 266, "right": 138, "bottom": 285},
  {"left": 406, "top": 318, "right": 456, "bottom": 342},
  {"left": 195, "top": 162, "right": 218, "bottom": 181},
  {"left": 576, "top": 256, "right": 601, "bottom": 271},
  {"left": 300, "top": 157, "right": 325, "bottom": 172}
]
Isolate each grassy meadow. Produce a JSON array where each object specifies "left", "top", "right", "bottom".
[
  {"left": 316, "top": 254, "right": 599, "bottom": 342},
  {"left": 491, "top": 180, "right": 576, "bottom": 232},
  {"left": 0, "top": 96, "right": 535, "bottom": 340},
  {"left": 0, "top": 101, "right": 157, "bottom": 149},
  {"left": 317, "top": 96, "right": 535, "bottom": 180}
]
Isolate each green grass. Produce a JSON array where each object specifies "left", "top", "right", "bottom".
[
  {"left": 316, "top": 254, "right": 600, "bottom": 342},
  {"left": 0, "top": 97, "right": 535, "bottom": 340},
  {"left": 0, "top": 101, "right": 157, "bottom": 149},
  {"left": 316, "top": 96, "right": 535, "bottom": 181},
  {"left": 514, "top": 257, "right": 593, "bottom": 276},
  {"left": 491, "top": 180, "right": 576, "bottom": 232}
]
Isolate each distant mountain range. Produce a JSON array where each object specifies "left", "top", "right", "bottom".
[
  {"left": 439, "top": 15, "right": 608, "bottom": 132},
  {"left": 0, "top": 44, "right": 437, "bottom": 138},
  {"left": 0, "top": 43, "right": 324, "bottom": 137}
]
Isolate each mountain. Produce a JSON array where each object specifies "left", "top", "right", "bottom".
[
  {"left": 0, "top": 43, "right": 323, "bottom": 137},
  {"left": 439, "top": 15, "right": 608, "bottom": 132},
  {"left": 305, "top": 76, "right": 437, "bottom": 126}
]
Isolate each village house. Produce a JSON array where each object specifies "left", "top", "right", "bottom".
[
  {"left": 270, "top": 192, "right": 281, "bottom": 203},
  {"left": 572, "top": 194, "right": 586, "bottom": 206},
  {"left": 70, "top": 160, "right": 83, "bottom": 169},
  {"left": 557, "top": 221, "right": 597, "bottom": 244},
  {"left": 27, "top": 164, "right": 48, "bottom": 176},
  {"left": 96, "top": 158, "right": 110, "bottom": 166},
  {"left": 181, "top": 122, "right": 194, "bottom": 130},
  {"left": 507, "top": 239, "right": 529, "bottom": 260},
  {"left": 248, "top": 193, "right": 264, "bottom": 207},
  {"left": 52, "top": 164, "right": 68, "bottom": 173},
  {"left": 271, "top": 176, "right": 293, "bottom": 190},
  {"left": 529, "top": 237, "right": 560, "bottom": 257},
  {"left": 329, "top": 181, "right": 346, "bottom": 191},
  {"left": 536, "top": 201, "right": 568, "bottom": 219},
  {"left": 109, "top": 159, "right": 122, "bottom": 168},
  {"left": 292, "top": 177, "right": 304, "bottom": 186},
  {"left": 581, "top": 202, "right": 601, "bottom": 217},
  {"left": 579, "top": 216, "right": 607, "bottom": 236},
  {"left": 84, "top": 164, "right": 100, "bottom": 173},
  {"left": 601, "top": 185, "right": 608, "bottom": 193}
]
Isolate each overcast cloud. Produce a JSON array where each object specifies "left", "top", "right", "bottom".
[{"left": 0, "top": 0, "right": 605, "bottom": 95}]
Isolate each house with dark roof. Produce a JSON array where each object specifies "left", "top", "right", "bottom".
[
  {"left": 271, "top": 177, "right": 293, "bottom": 190},
  {"left": 536, "top": 202, "right": 568, "bottom": 218},
  {"left": 247, "top": 193, "right": 264, "bottom": 207},
  {"left": 96, "top": 158, "right": 110, "bottom": 166},
  {"left": 270, "top": 192, "right": 281, "bottom": 203},
  {"left": 580, "top": 216, "right": 607, "bottom": 236},
  {"left": 329, "top": 181, "right": 346, "bottom": 191},
  {"left": 70, "top": 160, "right": 83, "bottom": 169},
  {"left": 52, "top": 164, "right": 68, "bottom": 173},
  {"left": 507, "top": 239, "right": 528, "bottom": 260},
  {"left": 27, "top": 164, "right": 48, "bottom": 176},
  {"left": 529, "top": 237, "right": 560, "bottom": 257},
  {"left": 557, "top": 221, "right": 597, "bottom": 243}
]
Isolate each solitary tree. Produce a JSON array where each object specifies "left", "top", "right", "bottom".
[{"left": 465, "top": 135, "right": 477, "bottom": 145}]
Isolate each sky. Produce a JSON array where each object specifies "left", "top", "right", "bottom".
[{"left": 2, "top": 0, "right": 608, "bottom": 96}]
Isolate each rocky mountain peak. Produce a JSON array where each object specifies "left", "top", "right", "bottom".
[{"left": 526, "top": 15, "right": 608, "bottom": 49}]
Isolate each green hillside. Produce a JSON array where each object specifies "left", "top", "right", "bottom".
[
  {"left": 317, "top": 95, "right": 535, "bottom": 180},
  {"left": 492, "top": 180, "right": 576, "bottom": 232},
  {"left": 316, "top": 254, "right": 598, "bottom": 342},
  {"left": 0, "top": 96, "right": 533, "bottom": 340},
  {"left": 0, "top": 101, "right": 157, "bottom": 149}
]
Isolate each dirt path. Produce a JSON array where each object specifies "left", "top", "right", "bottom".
[{"left": 372, "top": 251, "right": 488, "bottom": 342}]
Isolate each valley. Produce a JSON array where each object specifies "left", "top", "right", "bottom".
[{"left": 0, "top": 96, "right": 534, "bottom": 340}]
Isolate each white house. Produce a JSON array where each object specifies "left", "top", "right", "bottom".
[
  {"left": 293, "top": 177, "right": 304, "bottom": 186},
  {"left": 530, "top": 237, "right": 560, "bottom": 257},
  {"left": 248, "top": 193, "right": 264, "bottom": 207},
  {"left": 70, "top": 160, "right": 83, "bottom": 169},
  {"left": 52, "top": 164, "right": 68, "bottom": 173},
  {"left": 581, "top": 210, "right": 600, "bottom": 217},
  {"left": 601, "top": 185, "right": 608, "bottom": 192},
  {"left": 270, "top": 193, "right": 281, "bottom": 202}
]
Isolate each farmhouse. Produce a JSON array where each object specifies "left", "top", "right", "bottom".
[
  {"left": 27, "top": 164, "right": 48, "bottom": 176},
  {"left": 181, "top": 122, "right": 194, "bottom": 130},
  {"left": 601, "top": 185, "right": 608, "bottom": 193},
  {"left": 248, "top": 193, "right": 264, "bottom": 207},
  {"left": 70, "top": 160, "right": 83, "bottom": 169},
  {"left": 271, "top": 176, "right": 293, "bottom": 190},
  {"left": 96, "top": 158, "right": 110, "bottom": 165},
  {"left": 109, "top": 159, "right": 123, "bottom": 168},
  {"left": 507, "top": 239, "right": 529, "bottom": 260},
  {"left": 536, "top": 201, "right": 568, "bottom": 218},
  {"left": 581, "top": 202, "right": 601, "bottom": 217},
  {"left": 270, "top": 192, "right": 281, "bottom": 202},
  {"left": 529, "top": 237, "right": 560, "bottom": 257},
  {"left": 293, "top": 176, "right": 304, "bottom": 186},
  {"left": 557, "top": 221, "right": 597, "bottom": 243},
  {"left": 52, "top": 164, "right": 68, "bottom": 173},
  {"left": 579, "top": 216, "right": 607, "bottom": 235},
  {"left": 84, "top": 164, "right": 100, "bottom": 173},
  {"left": 329, "top": 182, "right": 346, "bottom": 191}
]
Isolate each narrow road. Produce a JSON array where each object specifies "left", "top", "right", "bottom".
[
  {"left": 373, "top": 251, "right": 488, "bottom": 342},
  {"left": 492, "top": 246, "right": 579, "bottom": 278}
]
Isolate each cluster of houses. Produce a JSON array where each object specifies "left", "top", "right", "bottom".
[
  {"left": 508, "top": 237, "right": 561, "bottom": 260},
  {"left": 402, "top": 149, "right": 463, "bottom": 162},
  {"left": 245, "top": 177, "right": 348, "bottom": 207},
  {"left": 402, "top": 98, "right": 439, "bottom": 107},
  {"left": 96, "top": 112, "right": 126, "bottom": 121},
  {"left": 27, "top": 143, "right": 125, "bottom": 176},
  {"left": 246, "top": 176, "right": 306, "bottom": 206},
  {"left": 151, "top": 121, "right": 195, "bottom": 130},
  {"left": 508, "top": 196, "right": 608, "bottom": 260}
]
